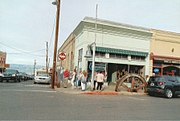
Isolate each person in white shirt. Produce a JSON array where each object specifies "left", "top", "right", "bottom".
[
  {"left": 81, "top": 70, "right": 87, "bottom": 91},
  {"left": 96, "top": 71, "right": 105, "bottom": 90}
]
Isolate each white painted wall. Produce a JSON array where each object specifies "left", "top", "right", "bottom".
[{"left": 74, "top": 23, "right": 151, "bottom": 76}]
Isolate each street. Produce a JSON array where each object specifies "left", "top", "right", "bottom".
[{"left": 0, "top": 80, "right": 180, "bottom": 120}]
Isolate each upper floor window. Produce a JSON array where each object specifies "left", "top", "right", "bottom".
[
  {"left": 109, "top": 53, "right": 128, "bottom": 59},
  {"left": 78, "top": 48, "right": 83, "bottom": 62},
  {"left": 95, "top": 52, "right": 105, "bottom": 58},
  {"left": 131, "top": 55, "right": 145, "bottom": 61}
]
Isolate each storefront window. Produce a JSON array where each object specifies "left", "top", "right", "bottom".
[
  {"left": 131, "top": 55, "right": 145, "bottom": 61},
  {"left": 78, "top": 48, "right": 83, "bottom": 62},
  {"left": 95, "top": 52, "right": 105, "bottom": 58},
  {"left": 109, "top": 53, "right": 128, "bottom": 59}
]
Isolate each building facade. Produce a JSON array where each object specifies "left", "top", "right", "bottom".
[
  {"left": 73, "top": 17, "right": 152, "bottom": 82},
  {"left": 0, "top": 51, "right": 9, "bottom": 73},
  {"left": 150, "top": 29, "right": 180, "bottom": 76}
]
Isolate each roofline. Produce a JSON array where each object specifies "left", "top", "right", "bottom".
[
  {"left": 59, "top": 32, "right": 75, "bottom": 51},
  {"left": 151, "top": 29, "right": 180, "bottom": 35},
  {"left": 83, "top": 17, "right": 152, "bottom": 33}
]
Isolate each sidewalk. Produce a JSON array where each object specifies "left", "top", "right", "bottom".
[{"left": 54, "top": 83, "right": 147, "bottom": 96}]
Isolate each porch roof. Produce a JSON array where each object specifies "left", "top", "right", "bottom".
[{"left": 96, "top": 47, "right": 148, "bottom": 57}]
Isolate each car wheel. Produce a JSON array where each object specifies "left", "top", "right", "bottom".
[
  {"left": 148, "top": 92, "right": 154, "bottom": 96},
  {"left": 0, "top": 77, "right": 2, "bottom": 82},
  {"left": 165, "top": 89, "right": 173, "bottom": 99},
  {"left": 34, "top": 81, "right": 37, "bottom": 84}
]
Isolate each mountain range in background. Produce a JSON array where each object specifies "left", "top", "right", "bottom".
[{"left": 9, "top": 64, "right": 45, "bottom": 74}]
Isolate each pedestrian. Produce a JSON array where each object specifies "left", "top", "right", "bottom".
[
  {"left": 77, "top": 70, "right": 83, "bottom": 88},
  {"left": 93, "top": 71, "right": 97, "bottom": 90},
  {"left": 117, "top": 70, "right": 121, "bottom": 80},
  {"left": 71, "top": 68, "right": 77, "bottom": 88},
  {"left": 96, "top": 71, "right": 105, "bottom": 91},
  {"left": 63, "top": 69, "right": 69, "bottom": 88},
  {"left": 81, "top": 70, "right": 87, "bottom": 91},
  {"left": 58, "top": 67, "right": 64, "bottom": 87}
]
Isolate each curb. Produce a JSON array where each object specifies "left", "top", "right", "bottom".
[
  {"left": 81, "top": 91, "right": 119, "bottom": 95},
  {"left": 55, "top": 88, "right": 147, "bottom": 96},
  {"left": 54, "top": 86, "right": 147, "bottom": 96}
]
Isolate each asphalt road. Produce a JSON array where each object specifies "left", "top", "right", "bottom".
[{"left": 0, "top": 80, "right": 180, "bottom": 120}]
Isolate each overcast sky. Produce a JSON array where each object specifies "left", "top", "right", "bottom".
[{"left": 0, "top": 0, "right": 180, "bottom": 66}]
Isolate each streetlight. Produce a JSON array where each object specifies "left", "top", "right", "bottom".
[
  {"left": 51, "top": 0, "right": 60, "bottom": 89},
  {"left": 90, "top": 4, "right": 98, "bottom": 90}
]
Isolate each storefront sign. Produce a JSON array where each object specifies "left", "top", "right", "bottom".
[{"left": 154, "top": 68, "right": 159, "bottom": 73}]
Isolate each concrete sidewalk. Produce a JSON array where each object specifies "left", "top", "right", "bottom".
[{"left": 54, "top": 83, "right": 147, "bottom": 96}]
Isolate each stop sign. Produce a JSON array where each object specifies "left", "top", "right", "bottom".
[{"left": 58, "top": 52, "right": 66, "bottom": 60}]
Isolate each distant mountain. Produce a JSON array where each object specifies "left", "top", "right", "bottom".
[{"left": 9, "top": 64, "right": 44, "bottom": 74}]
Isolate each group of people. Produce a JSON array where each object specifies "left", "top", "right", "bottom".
[{"left": 57, "top": 68, "right": 106, "bottom": 91}]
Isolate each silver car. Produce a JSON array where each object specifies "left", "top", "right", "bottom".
[{"left": 34, "top": 73, "right": 51, "bottom": 84}]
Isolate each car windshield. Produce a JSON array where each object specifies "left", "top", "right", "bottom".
[
  {"left": 149, "top": 76, "right": 160, "bottom": 82},
  {"left": 3, "top": 69, "right": 17, "bottom": 74},
  {"left": 149, "top": 76, "right": 165, "bottom": 82},
  {"left": 37, "top": 73, "right": 49, "bottom": 77},
  {"left": 176, "top": 76, "right": 180, "bottom": 82}
]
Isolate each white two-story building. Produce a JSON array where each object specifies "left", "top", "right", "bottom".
[{"left": 72, "top": 17, "right": 152, "bottom": 82}]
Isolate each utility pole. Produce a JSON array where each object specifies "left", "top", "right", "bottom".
[
  {"left": 52, "top": 0, "right": 60, "bottom": 89},
  {"left": 34, "top": 59, "right": 36, "bottom": 76},
  {"left": 46, "top": 41, "right": 48, "bottom": 74},
  {"left": 91, "top": 4, "right": 98, "bottom": 90}
]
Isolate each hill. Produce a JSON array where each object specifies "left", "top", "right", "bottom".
[{"left": 9, "top": 64, "right": 44, "bottom": 74}]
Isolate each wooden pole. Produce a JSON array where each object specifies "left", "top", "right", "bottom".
[{"left": 52, "top": 0, "right": 60, "bottom": 89}]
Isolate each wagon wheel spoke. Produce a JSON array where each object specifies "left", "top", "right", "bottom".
[
  {"left": 131, "top": 77, "right": 135, "bottom": 92},
  {"left": 121, "top": 83, "right": 131, "bottom": 92},
  {"left": 136, "top": 84, "right": 146, "bottom": 91},
  {"left": 115, "top": 74, "right": 147, "bottom": 93}
]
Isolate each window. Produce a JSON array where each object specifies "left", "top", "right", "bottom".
[
  {"left": 109, "top": 53, "right": 128, "bottom": 59},
  {"left": 131, "top": 55, "right": 145, "bottom": 61},
  {"left": 78, "top": 48, "right": 83, "bottom": 62},
  {"left": 95, "top": 52, "right": 105, "bottom": 58}
]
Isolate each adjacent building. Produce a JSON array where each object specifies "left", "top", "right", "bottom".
[
  {"left": 57, "top": 33, "right": 75, "bottom": 71},
  {"left": 0, "top": 51, "right": 9, "bottom": 73},
  {"left": 150, "top": 29, "right": 180, "bottom": 76}
]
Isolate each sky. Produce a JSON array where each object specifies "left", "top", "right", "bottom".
[{"left": 0, "top": 0, "right": 180, "bottom": 67}]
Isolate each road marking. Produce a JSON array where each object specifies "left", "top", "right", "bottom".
[
  {"left": 127, "top": 97, "right": 146, "bottom": 101},
  {"left": 1, "top": 89, "right": 56, "bottom": 93}
]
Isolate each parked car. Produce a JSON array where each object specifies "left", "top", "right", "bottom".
[
  {"left": 18, "top": 72, "right": 28, "bottom": 81},
  {"left": 0, "top": 72, "right": 4, "bottom": 82},
  {"left": 147, "top": 75, "right": 180, "bottom": 98},
  {"left": 27, "top": 74, "right": 34, "bottom": 80},
  {"left": 34, "top": 73, "right": 51, "bottom": 84},
  {"left": 1, "top": 69, "right": 20, "bottom": 83}
]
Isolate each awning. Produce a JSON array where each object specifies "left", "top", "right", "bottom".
[{"left": 95, "top": 47, "right": 148, "bottom": 57}]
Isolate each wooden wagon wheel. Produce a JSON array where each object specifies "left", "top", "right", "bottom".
[{"left": 115, "top": 73, "right": 147, "bottom": 93}]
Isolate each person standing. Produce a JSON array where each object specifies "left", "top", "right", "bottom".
[
  {"left": 93, "top": 71, "right": 97, "bottom": 90},
  {"left": 71, "top": 68, "right": 77, "bottom": 88},
  {"left": 58, "top": 67, "right": 64, "bottom": 87},
  {"left": 63, "top": 69, "right": 69, "bottom": 88},
  {"left": 77, "top": 70, "right": 83, "bottom": 88},
  {"left": 96, "top": 71, "right": 105, "bottom": 90},
  {"left": 81, "top": 70, "right": 87, "bottom": 91}
]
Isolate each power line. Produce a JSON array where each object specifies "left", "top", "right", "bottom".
[
  {"left": 0, "top": 41, "right": 45, "bottom": 57},
  {"left": 48, "top": 15, "right": 56, "bottom": 56}
]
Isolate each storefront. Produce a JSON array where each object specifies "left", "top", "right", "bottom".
[
  {"left": 150, "top": 29, "right": 180, "bottom": 76},
  {"left": 151, "top": 53, "right": 180, "bottom": 76}
]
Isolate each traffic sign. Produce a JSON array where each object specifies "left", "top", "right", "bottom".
[{"left": 58, "top": 52, "right": 66, "bottom": 60}]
